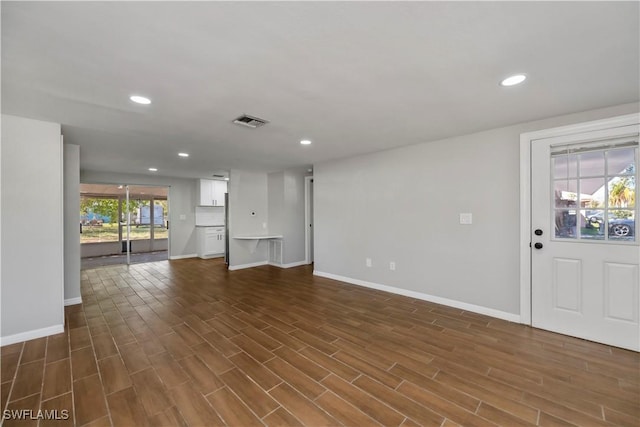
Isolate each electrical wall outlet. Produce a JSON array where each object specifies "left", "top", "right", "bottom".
[
  {"left": 366, "top": 258, "right": 372, "bottom": 267},
  {"left": 390, "top": 261, "right": 396, "bottom": 271}
]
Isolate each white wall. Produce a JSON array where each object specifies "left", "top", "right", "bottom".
[
  {"left": 0, "top": 113, "right": 2, "bottom": 345},
  {"left": 268, "top": 172, "right": 285, "bottom": 237},
  {"left": 64, "top": 144, "right": 81, "bottom": 304},
  {"left": 282, "top": 169, "right": 307, "bottom": 265},
  {"left": 1, "top": 115, "right": 64, "bottom": 344},
  {"left": 80, "top": 171, "right": 198, "bottom": 259},
  {"left": 314, "top": 103, "right": 640, "bottom": 320},
  {"left": 267, "top": 168, "right": 308, "bottom": 266},
  {"left": 228, "top": 170, "right": 269, "bottom": 268}
]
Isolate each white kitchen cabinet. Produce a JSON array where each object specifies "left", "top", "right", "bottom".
[
  {"left": 212, "top": 180, "right": 227, "bottom": 206},
  {"left": 212, "top": 228, "right": 225, "bottom": 254},
  {"left": 198, "top": 179, "right": 214, "bottom": 206},
  {"left": 198, "top": 179, "right": 227, "bottom": 206},
  {"left": 197, "top": 227, "right": 225, "bottom": 258}
]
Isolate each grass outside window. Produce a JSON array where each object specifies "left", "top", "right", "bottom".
[{"left": 81, "top": 223, "right": 168, "bottom": 243}]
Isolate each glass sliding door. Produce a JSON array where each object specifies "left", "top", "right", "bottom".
[
  {"left": 153, "top": 199, "right": 169, "bottom": 245},
  {"left": 80, "top": 183, "right": 169, "bottom": 267}
]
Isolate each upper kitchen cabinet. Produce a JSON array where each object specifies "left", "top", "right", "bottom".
[
  {"left": 198, "top": 179, "right": 227, "bottom": 206},
  {"left": 198, "top": 179, "right": 213, "bottom": 206},
  {"left": 213, "top": 180, "right": 227, "bottom": 206}
]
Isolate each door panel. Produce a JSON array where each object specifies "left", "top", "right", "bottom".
[
  {"left": 604, "top": 263, "right": 638, "bottom": 322},
  {"left": 531, "top": 124, "right": 639, "bottom": 351},
  {"left": 553, "top": 258, "right": 581, "bottom": 312}
]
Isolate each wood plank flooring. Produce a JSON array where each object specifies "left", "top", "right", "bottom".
[{"left": 1, "top": 258, "right": 638, "bottom": 426}]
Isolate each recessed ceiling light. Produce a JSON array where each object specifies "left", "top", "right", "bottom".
[
  {"left": 300, "top": 139, "right": 312, "bottom": 145},
  {"left": 500, "top": 74, "right": 527, "bottom": 87},
  {"left": 148, "top": 167, "right": 158, "bottom": 172},
  {"left": 130, "top": 95, "right": 151, "bottom": 105},
  {"left": 178, "top": 152, "right": 189, "bottom": 158}
]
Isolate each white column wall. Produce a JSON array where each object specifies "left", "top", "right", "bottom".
[
  {"left": 64, "top": 144, "right": 81, "bottom": 305},
  {"left": 228, "top": 170, "right": 269, "bottom": 269},
  {"left": 1, "top": 115, "right": 64, "bottom": 344}
]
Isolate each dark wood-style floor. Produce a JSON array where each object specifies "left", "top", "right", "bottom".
[{"left": 1, "top": 258, "right": 638, "bottom": 426}]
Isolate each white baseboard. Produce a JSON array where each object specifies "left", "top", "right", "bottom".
[
  {"left": 64, "top": 297, "right": 82, "bottom": 306},
  {"left": 169, "top": 253, "right": 198, "bottom": 260},
  {"left": 198, "top": 254, "right": 224, "bottom": 260},
  {"left": 313, "top": 271, "right": 520, "bottom": 323},
  {"left": 228, "top": 261, "right": 268, "bottom": 271},
  {"left": 269, "top": 260, "right": 308, "bottom": 269},
  {"left": 1, "top": 324, "right": 65, "bottom": 347}
]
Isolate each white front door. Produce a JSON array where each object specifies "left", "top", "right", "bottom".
[{"left": 531, "top": 124, "right": 639, "bottom": 351}]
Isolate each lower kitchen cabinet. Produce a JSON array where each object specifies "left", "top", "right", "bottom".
[{"left": 197, "top": 227, "right": 225, "bottom": 258}]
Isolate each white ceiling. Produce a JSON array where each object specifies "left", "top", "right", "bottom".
[{"left": 2, "top": 1, "right": 638, "bottom": 179}]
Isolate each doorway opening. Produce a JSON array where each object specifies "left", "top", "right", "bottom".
[
  {"left": 305, "top": 176, "right": 314, "bottom": 265},
  {"left": 80, "top": 183, "right": 169, "bottom": 269}
]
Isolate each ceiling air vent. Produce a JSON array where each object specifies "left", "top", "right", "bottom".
[{"left": 233, "top": 114, "right": 269, "bottom": 129}]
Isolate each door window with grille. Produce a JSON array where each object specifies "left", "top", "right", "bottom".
[{"left": 552, "top": 139, "right": 637, "bottom": 242}]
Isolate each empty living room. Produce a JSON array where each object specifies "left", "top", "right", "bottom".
[{"left": 1, "top": 1, "right": 638, "bottom": 426}]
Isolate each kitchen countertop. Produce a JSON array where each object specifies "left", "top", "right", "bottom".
[{"left": 232, "top": 234, "right": 283, "bottom": 253}]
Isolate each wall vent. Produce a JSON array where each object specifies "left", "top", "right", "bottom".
[{"left": 233, "top": 114, "right": 269, "bottom": 129}]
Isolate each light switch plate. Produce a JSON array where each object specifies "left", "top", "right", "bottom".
[
  {"left": 179, "top": 214, "right": 186, "bottom": 220},
  {"left": 460, "top": 213, "right": 473, "bottom": 225}
]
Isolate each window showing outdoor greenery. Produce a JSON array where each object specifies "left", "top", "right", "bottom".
[
  {"left": 552, "top": 144, "right": 636, "bottom": 242},
  {"left": 80, "top": 197, "right": 168, "bottom": 243},
  {"left": 154, "top": 200, "right": 168, "bottom": 239},
  {"left": 133, "top": 200, "right": 152, "bottom": 241}
]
